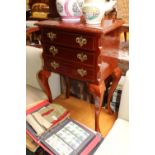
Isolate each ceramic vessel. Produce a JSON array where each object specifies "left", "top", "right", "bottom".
[
  {"left": 56, "top": 0, "right": 84, "bottom": 23},
  {"left": 82, "top": 0, "right": 116, "bottom": 25}
]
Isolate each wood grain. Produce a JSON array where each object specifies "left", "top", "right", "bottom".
[{"left": 54, "top": 95, "right": 117, "bottom": 137}]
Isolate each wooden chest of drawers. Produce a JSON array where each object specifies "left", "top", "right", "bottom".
[{"left": 37, "top": 19, "right": 124, "bottom": 132}]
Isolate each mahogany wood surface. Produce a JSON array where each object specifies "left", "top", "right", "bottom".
[
  {"left": 88, "top": 82, "right": 106, "bottom": 132},
  {"left": 38, "top": 70, "right": 52, "bottom": 102},
  {"left": 106, "top": 67, "right": 122, "bottom": 114},
  {"left": 63, "top": 76, "right": 71, "bottom": 99},
  {"left": 37, "top": 19, "right": 124, "bottom": 34},
  {"left": 26, "top": 26, "right": 40, "bottom": 34},
  {"left": 37, "top": 19, "right": 123, "bottom": 132}
]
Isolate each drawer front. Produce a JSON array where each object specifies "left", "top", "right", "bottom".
[
  {"left": 41, "top": 29, "right": 97, "bottom": 50},
  {"left": 43, "top": 56, "right": 96, "bottom": 83},
  {"left": 43, "top": 44, "right": 96, "bottom": 67}
]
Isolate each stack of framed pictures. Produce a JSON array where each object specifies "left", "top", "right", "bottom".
[{"left": 26, "top": 100, "right": 103, "bottom": 155}]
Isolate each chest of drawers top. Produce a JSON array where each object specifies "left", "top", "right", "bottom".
[
  {"left": 37, "top": 20, "right": 123, "bottom": 46},
  {"left": 37, "top": 19, "right": 123, "bottom": 49},
  {"left": 36, "top": 19, "right": 123, "bottom": 34}
]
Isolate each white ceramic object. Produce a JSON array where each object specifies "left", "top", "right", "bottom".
[
  {"left": 82, "top": 0, "right": 116, "bottom": 25},
  {"left": 56, "top": 0, "right": 84, "bottom": 23}
]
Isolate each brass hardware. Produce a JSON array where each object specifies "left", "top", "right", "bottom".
[
  {"left": 77, "top": 68, "right": 87, "bottom": 77},
  {"left": 47, "top": 32, "right": 56, "bottom": 41},
  {"left": 76, "top": 36, "right": 87, "bottom": 47},
  {"left": 49, "top": 46, "right": 58, "bottom": 56},
  {"left": 51, "top": 61, "right": 59, "bottom": 69},
  {"left": 77, "top": 53, "right": 87, "bottom": 62}
]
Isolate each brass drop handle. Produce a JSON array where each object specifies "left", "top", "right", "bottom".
[
  {"left": 77, "top": 53, "right": 87, "bottom": 62},
  {"left": 49, "top": 46, "right": 58, "bottom": 56},
  {"left": 77, "top": 68, "right": 87, "bottom": 77},
  {"left": 47, "top": 32, "right": 56, "bottom": 41},
  {"left": 76, "top": 36, "right": 87, "bottom": 47},
  {"left": 51, "top": 61, "right": 59, "bottom": 69}
]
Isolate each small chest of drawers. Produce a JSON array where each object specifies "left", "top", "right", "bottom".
[{"left": 37, "top": 19, "right": 124, "bottom": 132}]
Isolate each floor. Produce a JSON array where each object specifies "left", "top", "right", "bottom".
[{"left": 54, "top": 94, "right": 117, "bottom": 137}]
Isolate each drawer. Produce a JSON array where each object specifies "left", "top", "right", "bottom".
[
  {"left": 43, "top": 44, "right": 96, "bottom": 67},
  {"left": 43, "top": 56, "right": 96, "bottom": 83},
  {"left": 41, "top": 29, "right": 97, "bottom": 50}
]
